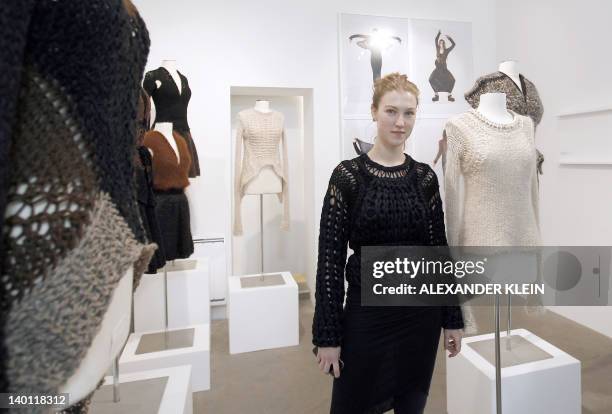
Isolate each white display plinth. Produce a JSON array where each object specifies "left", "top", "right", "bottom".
[
  {"left": 93, "top": 365, "right": 193, "bottom": 414},
  {"left": 119, "top": 324, "right": 210, "bottom": 391},
  {"left": 134, "top": 259, "right": 210, "bottom": 332},
  {"left": 228, "top": 271, "right": 299, "bottom": 354},
  {"left": 447, "top": 328, "right": 581, "bottom": 414}
]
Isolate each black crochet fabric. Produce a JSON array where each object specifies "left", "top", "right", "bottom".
[
  {"left": 312, "top": 153, "right": 464, "bottom": 347},
  {"left": 0, "top": 0, "right": 152, "bottom": 406}
]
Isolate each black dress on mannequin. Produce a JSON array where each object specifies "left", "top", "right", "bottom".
[
  {"left": 143, "top": 67, "right": 201, "bottom": 177},
  {"left": 312, "top": 153, "right": 464, "bottom": 414}
]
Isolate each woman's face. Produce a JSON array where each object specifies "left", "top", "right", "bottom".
[
  {"left": 371, "top": 90, "right": 417, "bottom": 149},
  {"left": 439, "top": 39, "right": 446, "bottom": 49}
]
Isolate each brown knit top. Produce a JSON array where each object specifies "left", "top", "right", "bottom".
[{"left": 143, "top": 130, "right": 192, "bottom": 190}]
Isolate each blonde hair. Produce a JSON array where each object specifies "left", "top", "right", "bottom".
[{"left": 371, "top": 72, "right": 420, "bottom": 109}]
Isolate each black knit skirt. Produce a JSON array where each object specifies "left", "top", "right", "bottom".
[
  {"left": 154, "top": 190, "right": 194, "bottom": 261},
  {"left": 330, "top": 286, "right": 442, "bottom": 414}
]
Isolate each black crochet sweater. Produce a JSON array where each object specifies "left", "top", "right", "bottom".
[
  {"left": 312, "top": 153, "right": 464, "bottom": 347},
  {"left": 1, "top": 0, "right": 153, "bottom": 405}
]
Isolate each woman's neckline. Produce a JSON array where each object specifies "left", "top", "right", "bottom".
[
  {"left": 468, "top": 108, "right": 522, "bottom": 131},
  {"left": 361, "top": 152, "right": 414, "bottom": 175}
]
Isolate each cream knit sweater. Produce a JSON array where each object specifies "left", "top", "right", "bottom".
[
  {"left": 443, "top": 109, "right": 541, "bottom": 247},
  {"left": 233, "top": 108, "right": 290, "bottom": 236}
]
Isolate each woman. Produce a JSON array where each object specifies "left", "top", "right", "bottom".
[
  {"left": 429, "top": 30, "right": 456, "bottom": 102},
  {"left": 312, "top": 72, "right": 464, "bottom": 414}
]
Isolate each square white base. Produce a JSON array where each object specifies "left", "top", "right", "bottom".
[
  {"left": 447, "top": 328, "right": 581, "bottom": 414},
  {"left": 93, "top": 365, "right": 193, "bottom": 414},
  {"left": 119, "top": 324, "right": 210, "bottom": 391},
  {"left": 228, "top": 271, "right": 298, "bottom": 354},
  {"left": 134, "top": 259, "right": 210, "bottom": 332}
]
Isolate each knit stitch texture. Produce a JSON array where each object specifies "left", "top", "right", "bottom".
[
  {"left": 1, "top": 1, "right": 154, "bottom": 410},
  {"left": 444, "top": 109, "right": 541, "bottom": 247},
  {"left": 233, "top": 108, "right": 290, "bottom": 235},
  {"left": 465, "top": 71, "right": 545, "bottom": 174},
  {"left": 311, "top": 154, "right": 465, "bottom": 348}
]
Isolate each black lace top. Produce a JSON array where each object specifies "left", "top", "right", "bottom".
[{"left": 312, "top": 153, "right": 464, "bottom": 347}]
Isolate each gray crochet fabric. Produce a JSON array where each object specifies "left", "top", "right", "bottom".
[
  {"left": 5, "top": 193, "right": 153, "bottom": 413},
  {"left": 464, "top": 71, "right": 545, "bottom": 174}
]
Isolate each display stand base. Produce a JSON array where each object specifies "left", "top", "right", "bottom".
[
  {"left": 119, "top": 324, "right": 210, "bottom": 391},
  {"left": 447, "top": 328, "right": 581, "bottom": 414},
  {"left": 90, "top": 365, "right": 193, "bottom": 414},
  {"left": 228, "top": 271, "right": 298, "bottom": 354}
]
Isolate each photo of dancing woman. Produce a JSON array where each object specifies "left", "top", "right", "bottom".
[
  {"left": 429, "top": 30, "right": 457, "bottom": 102},
  {"left": 349, "top": 29, "right": 402, "bottom": 82}
]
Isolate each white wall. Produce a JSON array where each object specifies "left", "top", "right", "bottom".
[
  {"left": 495, "top": 0, "right": 612, "bottom": 337},
  {"left": 133, "top": 0, "right": 498, "bottom": 301}
]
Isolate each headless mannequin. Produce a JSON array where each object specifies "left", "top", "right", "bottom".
[
  {"left": 434, "top": 93, "right": 513, "bottom": 166},
  {"left": 498, "top": 60, "right": 522, "bottom": 93},
  {"left": 245, "top": 100, "right": 282, "bottom": 194},
  {"left": 161, "top": 59, "right": 182, "bottom": 92},
  {"left": 152, "top": 122, "right": 180, "bottom": 163},
  {"left": 149, "top": 59, "right": 182, "bottom": 127},
  {"left": 476, "top": 92, "right": 514, "bottom": 124}
]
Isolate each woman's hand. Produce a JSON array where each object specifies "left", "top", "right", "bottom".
[
  {"left": 444, "top": 329, "right": 463, "bottom": 357},
  {"left": 316, "top": 346, "right": 342, "bottom": 378}
]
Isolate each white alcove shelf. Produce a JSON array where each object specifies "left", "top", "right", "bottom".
[{"left": 557, "top": 105, "right": 612, "bottom": 165}]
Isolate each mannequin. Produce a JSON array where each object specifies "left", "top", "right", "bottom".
[
  {"left": 444, "top": 94, "right": 541, "bottom": 413},
  {"left": 476, "top": 92, "right": 514, "bottom": 124},
  {"left": 434, "top": 93, "right": 513, "bottom": 166},
  {"left": 153, "top": 122, "right": 180, "bottom": 163},
  {"left": 498, "top": 60, "right": 522, "bottom": 93},
  {"left": 149, "top": 61, "right": 182, "bottom": 124},
  {"left": 463, "top": 62, "right": 545, "bottom": 175},
  {"left": 254, "top": 99, "right": 271, "bottom": 113},
  {"left": 143, "top": 60, "right": 201, "bottom": 177},
  {"left": 245, "top": 100, "right": 283, "bottom": 195},
  {"left": 161, "top": 59, "right": 182, "bottom": 94},
  {"left": 233, "top": 100, "right": 290, "bottom": 235}
]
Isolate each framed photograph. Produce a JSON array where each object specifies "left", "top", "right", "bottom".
[{"left": 339, "top": 14, "right": 473, "bottom": 161}]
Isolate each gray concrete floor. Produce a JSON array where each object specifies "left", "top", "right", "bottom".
[{"left": 194, "top": 296, "right": 612, "bottom": 413}]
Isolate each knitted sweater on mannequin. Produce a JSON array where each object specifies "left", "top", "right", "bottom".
[
  {"left": 143, "top": 130, "right": 192, "bottom": 190},
  {"left": 233, "top": 108, "right": 290, "bottom": 235},
  {"left": 0, "top": 1, "right": 154, "bottom": 409},
  {"left": 444, "top": 109, "right": 541, "bottom": 247}
]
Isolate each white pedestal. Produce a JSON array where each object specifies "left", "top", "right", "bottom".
[
  {"left": 119, "top": 324, "right": 210, "bottom": 391},
  {"left": 92, "top": 365, "right": 193, "bottom": 414},
  {"left": 134, "top": 259, "right": 210, "bottom": 332},
  {"left": 447, "top": 328, "right": 581, "bottom": 414},
  {"left": 228, "top": 271, "right": 299, "bottom": 354}
]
